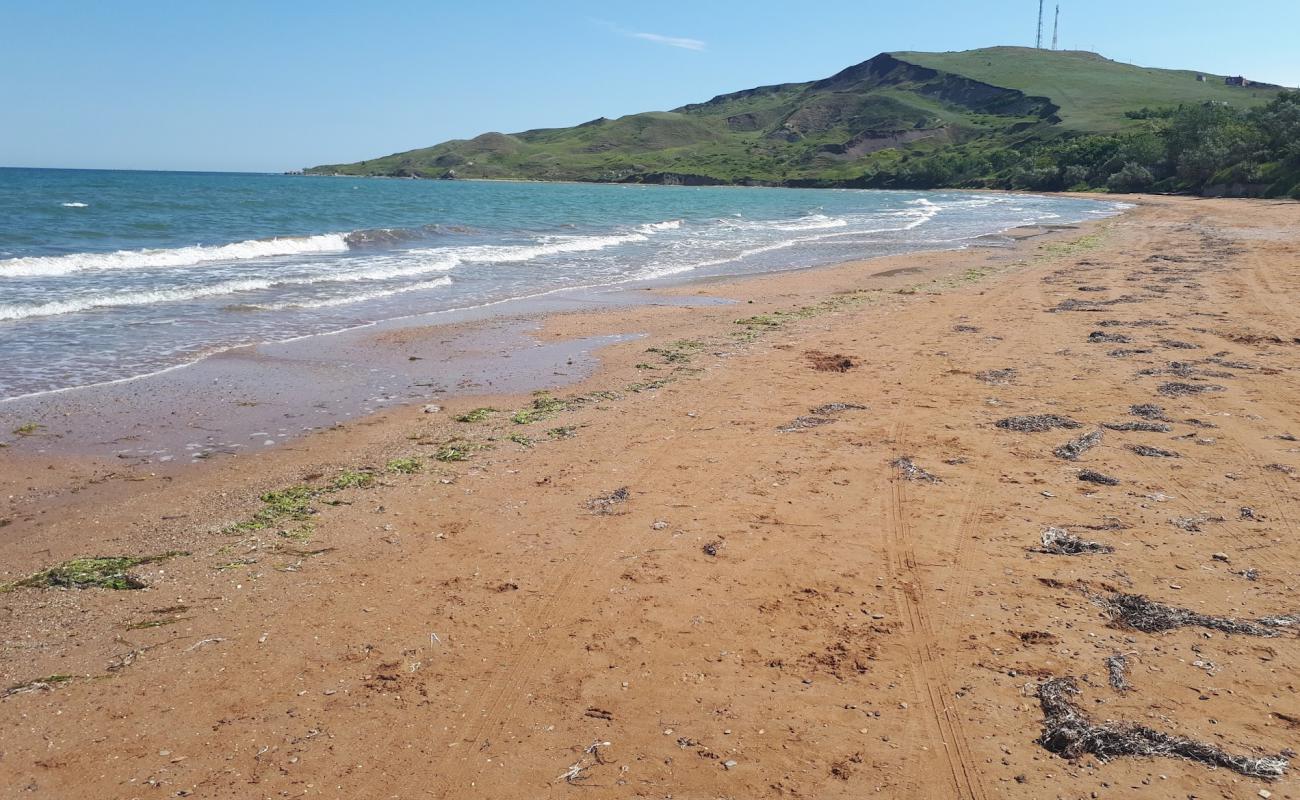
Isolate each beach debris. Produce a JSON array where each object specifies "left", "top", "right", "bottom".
[
  {"left": 1054, "top": 430, "right": 1103, "bottom": 461},
  {"left": 1089, "top": 331, "right": 1133, "bottom": 344},
  {"left": 1171, "top": 515, "right": 1225, "bottom": 533},
  {"left": 1158, "top": 339, "right": 1202, "bottom": 350},
  {"left": 1240, "top": 568, "right": 1260, "bottom": 581},
  {"left": 1105, "top": 653, "right": 1133, "bottom": 692},
  {"left": 5, "top": 551, "right": 187, "bottom": 592},
  {"left": 702, "top": 541, "right": 723, "bottom": 557},
  {"left": 1129, "top": 444, "right": 1180, "bottom": 458},
  {"left": 806, "top": 351, "right": 857, "bottom": 373},
  {"left": 778, "top": 416, "right": 836, "bottom": 432},
  {"left": 1036, "top": 527, "right": 1114, "bottom": 555},
  {"left": 3, "top": 674, "right": 73, "bottom": 698},
  {"left": 557, "top": 740, "right": 612, "bottom": 785},
  {"left": 892, "top": 456, "right": 940, "bottom": 483},
  {"left": 1077, "top": 285, "right": 1109, "bottom": 292},
  {"left": 1108, "top": 348, "right": 1155, "bottom": 357},
  {"left": 1035, "top": 677, "right": 1288, "bottom": 779},
  {"left": 1103, "top": 420, "right": 1172, "bottom": 433},
  {"left": 422, "top": 404, "right": 442, "bottom": 414},
  {"left": 1093, "top": 592, "right": 1285, "bottom": 636},
  {"left": 975, "top": 368, "right": 1017, "bottom": 385},
  {"left": 996, "top": 414, "right": 1084, "bottom": 433},
  {"left": 953, "top": 324, "right": 981, "bottom": 333},
  {"left": 1130, "top": 404, "right": 1169, "bottom": 421},
  {"left": 1099, "top": 319, "right": 1168, "bottom": 328},
  {"left": 808, "top": 402, "right": 867, "bottom": 415},
  {"left": 588, "top": 487, "right": 630, "bottom": 515},
  {"left": 1241, "top": 506, "right": 1259, "bottom": 521},
  {"left": 1078, "top": 470, "right": 1120, "bottom": 486},
  {"left": 1158, "top": 382, "right": 1225, "bottom": 397}
]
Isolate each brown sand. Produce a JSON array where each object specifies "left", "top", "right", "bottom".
[{"left": 2, "top": 195, "right": 1299, "bottom": 798}]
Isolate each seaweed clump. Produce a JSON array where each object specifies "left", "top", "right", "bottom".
[
  {"left": 588, "top": 487, "right": 631, "bottom": 515},
  {"left": 892, "top": 457, "right": 940, "bottom": 484},
  {"left": 7, "top": 552, "right": 186, "bottom": 591},
  {"left": 1054, "top": 430, "right": 1103, "bottom": 461},
  {"left": 1078, "top": 470, "right": 1120, "bottom": 486},
  {"left": 1036, "top": 677, "right": 1287, "bottom": 779},
  {"left": 1036, "top": 527, "right": 1114, "bottom": 555},
  {"left": 1094, "top": 592, "right": 1286, "bottom": 636},
  {"left": 1129, "top": 444, "right": 1180, "bottom": 458},
  {"left": 996, "top": 415, "right": 1083, "bottom": 433}
]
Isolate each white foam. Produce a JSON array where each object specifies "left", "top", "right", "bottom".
[
  {"left": 636, "top": 219, "right": 683, "bottom": 234},
  {"left": 60, "top": 202, "right": 88, "bottom": 208},
  {"left": 248, "top": 276, "right": 453, "bottom": 311},
  {"left": 769, "top": 214, "right": 849, "bottom": 231},
  {"left": 0, "top": 233, "right": 350, "bottom": 277},
  {"left": 0, "top": 278, "right": 275, "bottom": 321}
]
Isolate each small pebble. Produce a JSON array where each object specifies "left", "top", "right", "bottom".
[{"left": 722, "top": 759, "right": 738, "bottom": 770}]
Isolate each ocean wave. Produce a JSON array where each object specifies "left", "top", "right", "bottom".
[
  {"left": 243, "top": 276, "right": 454, "bottom": 311},
  {"left": 0, "top": 233, "right": 350, "bottom": 277},
  {"left": 637, "top": 219, "right": 683, "bottom": 234},
  {"left": 769, "top": 214, "right": 849, "bottom": 232},
  {"left": 0, "top": 278, "right": 275, "bottom": 321},
  {"left": 61, "top": 202, "right": 88, "bottom": 208}
]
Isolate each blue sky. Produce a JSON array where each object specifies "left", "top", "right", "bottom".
[{"left": 3, "top": 0, "right": 1297, "bottom": 172}]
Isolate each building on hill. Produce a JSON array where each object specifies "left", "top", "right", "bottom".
[{"left": 1225, "top": 76, "right": 1251, "bottom": 87}]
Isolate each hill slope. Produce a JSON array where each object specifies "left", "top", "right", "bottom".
[{"left": 306, "top": 48, "right": 1294, "bottom": 195}]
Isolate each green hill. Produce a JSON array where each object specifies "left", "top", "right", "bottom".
[
  {"left": 306, "top": 48, "right": 1298, "bottom": 196},
  {"left": 896, "top": 47, "right": 1278, "bottom": 132}
]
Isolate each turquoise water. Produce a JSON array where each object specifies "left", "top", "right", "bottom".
[{"left": 0, "top": 168, "right": 1126, "bottom": 399}]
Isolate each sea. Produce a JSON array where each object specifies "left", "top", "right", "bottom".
[{"left": 0, "top": 168, "right": 1128, "bottom": 401}]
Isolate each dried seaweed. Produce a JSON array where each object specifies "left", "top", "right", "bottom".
[
  {"left": 1103, "top": 421, "right": 1172, "bottom": 433},
  {"left": 953, "top": 324, "right": 981, "bottom": 333},
  {"left": 587, "top": 487, "right": 630, "bottom": 515},
  {"left": 1171, "top": 515, "right": 1225, "bottom": 533},
  {"left": 892, "top": 457, "right": 940, "bottom": 484},
  {"left": 1036, "top": 677, "right": 1287, "bottom": 779},
  {"left": 1054, "top": 430, "right": 1103, "bottom": 461},
  {"left": 778, "top": 416, "right": 835, "bottom": 432},
  {"left": 1129, "top": 444, "right": 1180, "bottom": 458},
  {"left": 1089, "top": 331, "right": 1133, "bottom": 344},
  {"left": 996, "top": 414, "right": 1083, "bottom": 433},
  {"left": 1093, "top": 592, "right": 1283, "bottom": 636},
  {"left": 1078, "top": 470, "right": 1120, "bottom": 486},
  {"left": 808, "top": 402, "right": 867, "bottom": 416},
  {"left": 1036, "top": 527, "right": 1114, "bottom": 555},
  {"left": 1158, "top": 382, "right": 1225, "bottom": 397},
  {"left": 975, "top": 368, "right": 1017, "bottom": 385},
  {"left": 1107, "top": 348, "right": 1155, "bottom": 358},
  {"left": 1158, "top": 339, "right": 1202, "bottom": 350},
  {"left": 1105, "top": 653, "right": 1133, "bottom": 692},
  {"left": 1130, "top": 404, "right": 1169, "bottom": 421}
]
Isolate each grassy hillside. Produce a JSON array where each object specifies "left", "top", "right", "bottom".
[
  {"left": 896, "top": 47, "right": 1278, "bottom": 132},
  {"left": 306, "top": 48, "right": 1296, "bottom": 196}
]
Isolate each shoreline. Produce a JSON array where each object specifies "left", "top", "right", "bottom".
[
  {"left": 7, "top": 194, "right": 1300, "bottom": 798},
  {"left": 0, "top": 191, "right": 1114, "bottom": 464}
]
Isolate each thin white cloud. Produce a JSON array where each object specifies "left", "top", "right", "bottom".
[{"left": 629, "top": 31, "right": 706, "bottom": 51}]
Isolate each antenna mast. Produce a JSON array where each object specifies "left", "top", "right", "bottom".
[
  {"left": 1052, "top": 5, "right": 1060, "bottom": 50},
  {"left": 1036, "top": 0, "right": 1045, "bottom": 49}
]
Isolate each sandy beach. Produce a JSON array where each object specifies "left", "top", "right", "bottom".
[{"left": 3, "top": 194, "right": 1300, "bottom": 798}]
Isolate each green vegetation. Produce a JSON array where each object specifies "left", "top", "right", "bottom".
[
  {"left": 434, "top": 439, "right": 481, "bottom": 462},
  {"left": 454, "top": 407, "right": 497, "bottom": 423},
  {"left": 12, "top": 422, "right": 41, "bottom": 436},
  {"left": 330, "top": 469, "right": 377, "bottom": 490},
  {"left": 511, "top": 393, "right": 569, "bottom": 425},
  {"left": 507, "top": 433, "right": 535, "bottom": 448},
  {"left": 305, "top": 47, "right": 1290, "bottom": 196},
  {"left": 6, "top": 552, "right": 187, "bottom": 591},
  {"left": 385, "top": 456, "right": 422, "bottom": 474}
]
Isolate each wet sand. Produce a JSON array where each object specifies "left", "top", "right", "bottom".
[{"left": 3, "top": 196, "right": 1300, "bottom": 799}]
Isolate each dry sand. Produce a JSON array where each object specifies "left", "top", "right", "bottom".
[{"left": 2, "top": 195, "right": 1299, "bottom": 798}]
